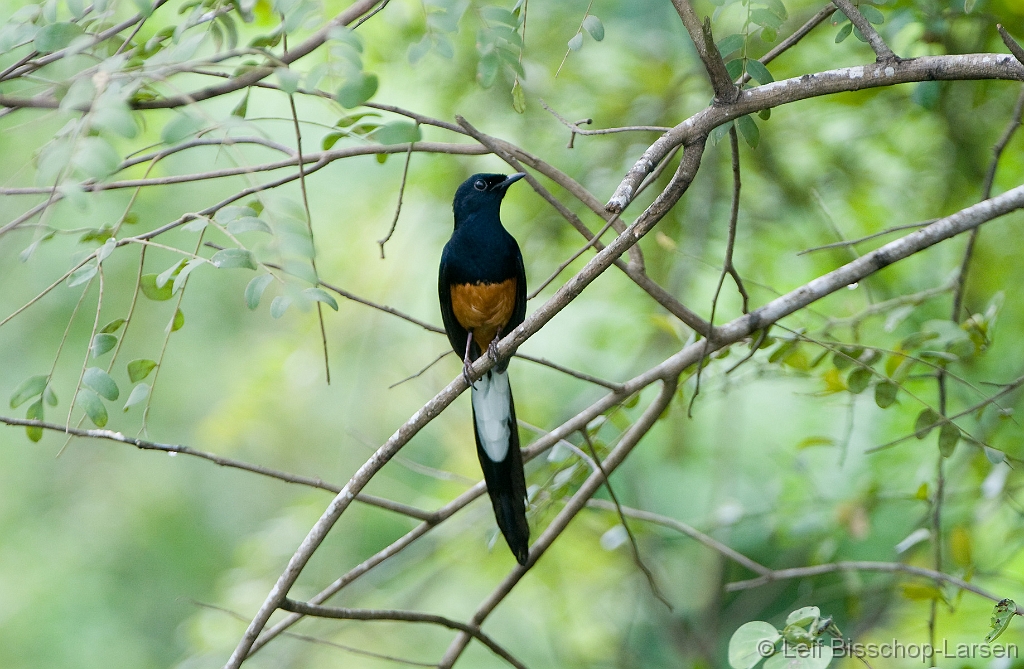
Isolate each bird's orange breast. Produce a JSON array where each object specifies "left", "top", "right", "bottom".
[{"left": 450, "top": 278, "right": 517, "bottom": 351}]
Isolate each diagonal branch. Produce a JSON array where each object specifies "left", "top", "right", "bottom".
[
  {"left": 830, "top": 0, "right": 896, "bottom": 62},
  {"left": 669, "top": 0, "right": 738, "bottom": 102}
]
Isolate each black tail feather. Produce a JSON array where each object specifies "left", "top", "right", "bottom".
[{"left": 471, "top": 373, "right": 529, "bottom": 565}]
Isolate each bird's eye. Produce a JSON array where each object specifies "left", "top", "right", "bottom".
[{"left": 473, "top": 179, "right": 487, "bottom": 191}]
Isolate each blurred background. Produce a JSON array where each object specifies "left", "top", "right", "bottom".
[{"left": 3, "top": 0, "right": 1024, "bottom": 666}]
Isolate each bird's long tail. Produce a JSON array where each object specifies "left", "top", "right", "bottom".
[{"left": 471, "top": 367, "right": 529, "bottom": 565}]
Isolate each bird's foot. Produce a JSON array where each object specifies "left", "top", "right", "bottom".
[{"left": 462, "top": 360, "right": 475, "bottom": 387}]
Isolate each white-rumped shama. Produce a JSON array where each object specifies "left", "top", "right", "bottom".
[{"left": 438, "top": 172, "right": 529, "bottom": 564}]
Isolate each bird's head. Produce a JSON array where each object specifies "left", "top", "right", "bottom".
[{"left": 452, "top": 172, "right": 525, "bottom": 226}]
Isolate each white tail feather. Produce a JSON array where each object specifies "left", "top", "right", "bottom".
[{"left": 471, "top": 369, "right": 511, "bottom": 462}]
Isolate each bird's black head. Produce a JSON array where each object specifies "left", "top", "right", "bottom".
[{"left": 452, "top": 172, "right": 525, "bottom": 227}]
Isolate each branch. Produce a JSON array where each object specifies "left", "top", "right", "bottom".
[
  {"left": 669, "top": 0, "right": 738, "bottom": 102},
  {"left": 279, "top": 599, "right": 528, "bottom": 669},
  {"left": 0, "top": 415, "right": 432, "bottom": 521},
  {"left": 606, "top": 53, "right": 1024, "bottom": 213},
  {"left": 724, "top": 560, "right": 1024, "bottom": 615},
  {"left": 831, "top": 0, "right": 896, "bottom": 62}
]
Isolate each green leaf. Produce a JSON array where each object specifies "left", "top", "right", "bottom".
[
  {"left": 481, "top": 6, "right": 518, "bottom": 26},
  {"left": 725, "top": 58, "right": 745, "bottom": 80},
  {"left": 140, "top": 273, "right": 174, "bottom": 301},
  {"left": 477, "top": 50, "right": 499, "bottom": 88},
  {"left": 25, "top": 399, "right": 44, "bottom": 442},
  {"left": 245, "top": 274, "right": 274, "bottom": 310},
  {"left": 716, "top": 33, "right": 745, "bottom": 56},
  {"left": 91, "top": 333, "right": 117, "bottom": 358},
  {"left": 336, "top": 72, "right": 379, "bottom": 108},
  {"left": 736, "top": 114, "right": 759, "bottom": 148},
  {"left": 582, "top": 15, "right": 605, "bottom": 41},
  {"left": 171, "top": 308, "right": 185, "bottom": 332},
  {"left": 786, "top": 606, "right": 820, "bottom": 627},
  {"left": 511, "top": 79, "right": 526, "bottom": 113},
  {"left": 100, "top": 318, "right": 126, "bottom": 334},
  {"left": 77, "top": 388, "right": 108, "bottom": 427},
  {"left": 760, "top": 26, "right": 777, "bottom": 42},
  {"left": 846, "top": 367, "right": 872, "bottom": 393},
  {"left": 73, "top": 137, "right": 121, "bottom": 179},
  {"left": 874, "top": 380, "right": 898, "bottom": 408},
  {"left": 764, "top": 0, "right": 788, "bottom": 20},
  {"left": 270, "top": 295, "right": 291, "bottom": 318},
  {"left": 123, "top": 383, "right": 150, "bottom": 411},
  {"left": 33, "top": 22, "right": 84, "bottom": 53},
  {"left": 750, "top": 8, "right": 783, "bottom": 29},
  {"left": 231, "top": 90, "right": 249, "bottom": 118},
  {"left": 210, "top": 248, "right": 257, "bottom": 270},
  {"left": 304, "top": 287, "right": 339, "bottom": 310},
  {"left": 322, "top": 132, "right": 345, "bottom": 150},
  {"left": 728, "top": 621, "right": 780, "bottom": 669},
  {"left": 914, "top": 408, "right": 941, "bottom": 439},
  {"left": 127, "top": 359, "right": 158, "bottom": 383},
  {"left": 375, "top": 121, "right": 422, "bottom": 145},
  {"left": 43, "top": 384, "right": 58, "bottom": 407},
  {"left": 227, "top": 217, "right": 272, "bottom": 235},
  {"left": 710, "top": 120, "right": 734, "bottom": 145},
  {"left": 161, "top": 112, "right": 203, "bottom": 144},
  {"left": 275, "top": 67, "right": 301, "bottom": 95},
  {"left": 986, "top": 599, "right": 1016, "bottom": 643},
  {"left": 835, "top": 22, "right": 853, "bottom": 43},
  {"left": 10, "top": 375, "right": 48, "bottom": 409},
  {"left": 83, "top": 367, "right": 119, "bottom": 401},
  {"left": 68, "top": 263, "right": 98, "bottom": 288},
  {"left": 859, "top": 4, "right": 885, "bottom": 24},
  {"left": 764, "top": 643, "right": 832, "bottom": 669},
  {"left": 568, "top": 32, "right": 583, "bottom": 51},
  {"left": 172, "top": 258, "right": 204, "bottom": 294},
  {"left": 156, "top": 259, "right": 184, "bottom": 289},
  {"left": 938, "top": 422, "right": 960, "bottom": 457},
  {"left": 746, "top": 59, "right": 774, "bottom": 84}
]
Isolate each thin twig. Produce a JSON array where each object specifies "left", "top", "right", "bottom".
[
  {"left": 580, "top": 430, "right": 673, "bottom": 610},
  {"left": 377, "top": 141, "right": 414, "bottom": 258}
]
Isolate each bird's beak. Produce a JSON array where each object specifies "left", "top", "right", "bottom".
[{"left": 497, "top": 172, "right": 527, "bottom": 190}]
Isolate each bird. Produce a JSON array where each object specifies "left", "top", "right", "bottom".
[{"left": 438, "top": 172, "right": 530, "bottom": 565}]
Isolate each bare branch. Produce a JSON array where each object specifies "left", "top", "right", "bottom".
[{"left": 669, "top": 0, "right": 738, "bottom": 102}]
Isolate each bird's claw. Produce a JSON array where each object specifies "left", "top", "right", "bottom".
[
  {"left": 486, "top": 337, "right": 501, "bottom": 364},
  {"left": 462, "top": 361, "right": 475, "bottom": 387}
]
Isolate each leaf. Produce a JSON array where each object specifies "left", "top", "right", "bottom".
[
  {"left": 736, "top": 115, "right": 759, "bottom": 148},
  {"left": 171, "top": 308, "right": 185, "bottom": 332},
  {"left": 746, "top": 59, "right": 774, "bottom": 84},
  {"left": 275, "top": 66, "right": 301, "bottom": 95},
  {"left": 100, "top": 318, "right": 126, "bottom": 334},
  {"left": 83, "top": 367, "right": 119, "bottom": 401},
  {"left": 511, "top": 79, "right": 526, "bottom": 113},
  {"left": 173, "top": 258, "right": 204, "bottom": 294},
  {"left": 375, "top": 121, "right": 422, "bottom": 145},
  {"left": 91, "top": 333, "right": 117, "bottom": 358},
  {"left": 336, "top": 72, "right": 379, "bottom": 108},
  {"left": 482, "top": 6, "right": 518, "bottom": 26},
  {"left": 835, "top": 22, "right": 853, "bottom": 43},
  {"left": 477, "top": 50, "right": 499, "bottom": 88},
  {"left": 796, "top": 436, "right": 834, "bottom": 449},
  {"left": 764, "top": 0, "right": 788, "bottom": 21},
  {"left": 25, "top": 399, "right": 44, "bottom": 442},
  {"left": 750, "top": 8, "right": 783, "bottom": 29},
  {"left": 728, "top": 621, "right": 780, "bottom": 669},
  {"left": 914, "top": 408, "right": 942, "bottom": 439},
  {"left": 859, "top": 4, "right": 885, "bottom": 24},
  {"left": 764, "top": 642, "right": 831, "bottom": 669},
  {"left": 938, "top": 421, "right": 960, "bottom": 457},
  {"left": 161, "top": 112, "right": 203, "bottom": 144},
  {"left": 303, "top": 287, "right": 339, "bottom": 311},
  {"left": 582, "top": 15, "right": 605, "bottom": 41},
  {"left": 231, "top": 90, "right": 249, "bottom": 118},
  {"left": 77, "top": 388, "right": 108, "bottom": 428},
  {"left": 270, "top": 295, "right": 291, "bottom": 318},
  {"left": 127, "top": 359, "right": 157, "bottom": 383},
  {"left": 44, "top": 385, "right": 58, "bottom": 407},
  {"left": 73, "top": 137, "right": 121, "bottom": 179},
  {"left": 33, "top": 22, "right": 84, "bottom": 53},
  {"left": 140, "top": 273, "right": 174, "bottom": 300},
  {"left": 210, "top": 248, "right": 257, "bottom": 270},
  {"left": 901, "top": 582, "right": 942, "bottom": 601},
  {"left": 874, "top": 380, "right": 898, "bottom": 408},
  {"left": 950, "top": 525, "right": 972, "bottom": 566},
  {"left": 786, "top": 606, "right": 820, "bottom": 627},
  {"left": 10, "top": 375, "right": 47, "bottom": 409},
  {"left": 227, "top": 217, "right": 272, "bottom": 235},
  {"left": 568, "top": 32, "right": 583, "bottom": 51},
  {"left": 717, "top": 33, "right": 745, "bottom": 56},
  {"left": 725, "top": 58, "right": 744, "bottom": 80},
  {"left": 847, "top": 367, "right": 871, "bottom": 394},
  {"left": 986, "top": 599, "right": 1016, "bottom": 643},
  {"left": 123, "top": 383, "right": 150, "bottom": 411},
  {"left": 245, "top": 274, "right": 274, "bottom": 310},
  {"left": 156, "top": 259, "right": 184, "bottom": 289}
]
